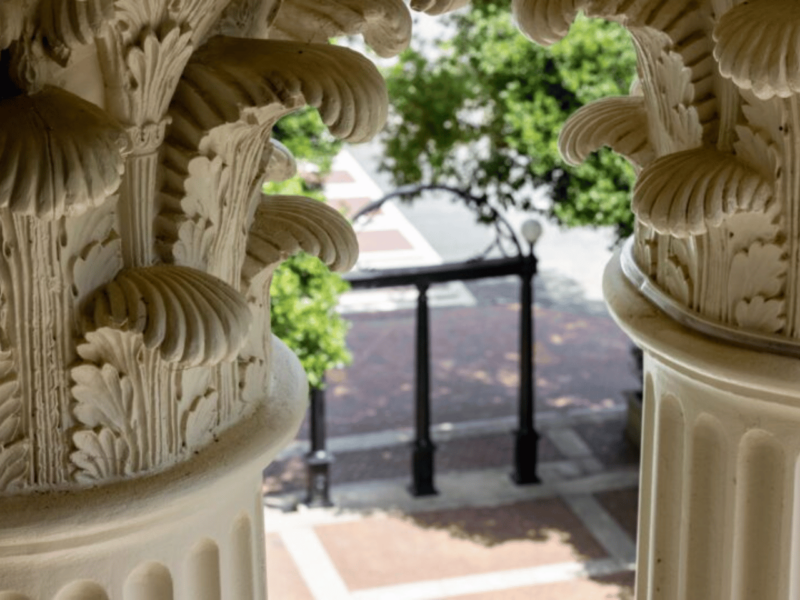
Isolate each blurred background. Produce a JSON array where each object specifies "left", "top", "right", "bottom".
[{"left": 263, "top": 5, "right": 641, "bottom": 599}]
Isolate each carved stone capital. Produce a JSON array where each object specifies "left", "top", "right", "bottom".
[
  {"left": 606, "top": 251, "right": 800, "bottom": 600},
  {"left": 0, "top": 0, "right": 462, "bottom": 595},
  {"left": 514, "top": 2, "right": 800, "bottom": 597},
  {"left": 0, "top": 0, "right": 449, "bottom": 496},
  {"left": 516, "top": 0, "right": 800, "bottom": 345}
]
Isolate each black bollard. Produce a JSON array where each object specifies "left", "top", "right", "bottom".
[{"left": 305, "top": 383, "right": 334, "bottom": 507}]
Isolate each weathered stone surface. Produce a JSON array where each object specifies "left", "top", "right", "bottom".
[
  {"left": 515, "top": 1, "right": 800, "bottom": 597},
  {"left": 0, "top": 0, "right": 466, "bottom": 595}
]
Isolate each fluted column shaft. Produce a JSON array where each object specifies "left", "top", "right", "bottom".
[
  {"left": 0, "top": 338, "right": 307, "bottom": 600},
  {"left": 606, "top": 255, "right": 800, "bottom": 600}
]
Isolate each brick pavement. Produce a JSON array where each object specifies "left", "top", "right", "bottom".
[
  {"left": 262, "top": 149, "right": 641, "bottom": 599},
  {"left": 263, "top": 299, "right": 640, "bottom": 599},
  {"left": 284, "top": 301, "right": 638, "bottom": 441}
]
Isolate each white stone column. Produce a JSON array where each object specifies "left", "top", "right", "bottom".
[
  {"left": 0, "top": 0, "right": 463, "bottom": 596},
  {"left": 0, "top": 338, "right": 306, "bottom": 600},
  {"left": 606, "top": 252, "right": 800, "bottom": 600},
  {"left": 513, "top": 0, "right": 800, "bottom": 597}
]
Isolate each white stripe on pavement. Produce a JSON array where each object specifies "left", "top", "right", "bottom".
[
  {"left": 562, "top": 493, "right": 637, "bottom": 565},
  {"left": 544, "top": 427, "right": 595, "bottom": 458},
  {"left": 350, "top": 558, "right": 626, "bottom": 600},
  {"left": 280, "top": 528, "right": 352, "bottom": 600}
]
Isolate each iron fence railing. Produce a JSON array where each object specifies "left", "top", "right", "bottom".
[{"left": 303, "top": 253, "right": 542, "bottom": 506}]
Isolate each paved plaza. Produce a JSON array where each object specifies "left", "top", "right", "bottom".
[{"left": 261, "top": 149, "right": 641, "bottom": 599}]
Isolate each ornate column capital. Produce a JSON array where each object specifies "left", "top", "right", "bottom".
[
  {"left": 0, "top": 0, "right": 387, "bottom": 497},
  {"left": 0, "top": 0, "right": 466, "bottom": 596},
  {"left": 513, "top": 3, "right": 800, "bottom": 598},
  {"left": 516, "top": 0, "right": 800, "bottom": 348}
]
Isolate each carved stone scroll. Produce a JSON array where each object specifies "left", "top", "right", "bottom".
[
  {"left": 633, "top": 148, "right": 774, "bottom": 237},
  {"left": 270, "top": 0, "right": 413, "bottom": 58},
  {"left": 0, "top": 87, "right": 126, "bottom": 219},
  {"left": 243, "top": 194, "right": 359, "bottom": 284},
  {"left": 87, "top": 266, "right": 252, "bottom": 368},
  {"left": 559, "top": 96, "right": 653, "bottom": 168}
]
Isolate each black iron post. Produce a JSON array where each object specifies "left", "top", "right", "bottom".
[
  {"left": 513, "top": 246, "right": 540, "bottom": 484},
  {"left": 411, "top": 281, "right": 437, "bottom": 496},
  {"left": 305, "top": 382, "right": 333, "bottom": 507}
]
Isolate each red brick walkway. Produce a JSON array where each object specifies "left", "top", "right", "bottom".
[
  {"left": 263, "top": 149, "right": 640, "bottom": 599},
  {"left": 264, "top": 301, "right": 640, "bottom": 599}
]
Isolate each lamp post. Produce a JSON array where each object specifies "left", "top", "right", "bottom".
[
  {"left": 513, "top": 219, "right": 542, "bottom": 484},
  {"left": 411, "top": 281, "right": 437, "bottom": 496}
]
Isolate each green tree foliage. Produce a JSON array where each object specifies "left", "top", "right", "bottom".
[
  {"left": 269, "top": 251, "right": 351, "bottom": 389},
  {"left": 273, "top": 107, "right": 342, "bottom": 174},
  {"left": 267, "top": 109, "right": 350, "bottom": 388},
  {"left": 381, "top": 1, "right": 639, "bottom": 237}
]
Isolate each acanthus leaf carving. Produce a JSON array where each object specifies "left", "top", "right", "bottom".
[
  {"left": 633, "top": 148, "right": 775, "bottom": 237},
  {"left": 0, "top": 387, "right": 20, "bottom": 444},
  {"left": 243, "top": 194, "right": 359, "bottom": 286},
  {"left": 270, "top": 0, "right": 413, "bottom": 58},
  {"left": 728, "top": 242, "right": 787, "bottom": 333},
  {"left": 169, "top": 38, "right": 388, "bottom": 149},
  {"left": 0, "top": 87, "right": 127, "bottom": 220},
  {"left": 640, "top": 47, "right": 704, "bottom": 155},
  {"left": 183, "top": 388, "right": 220, "bottom": 449},
  {"left": 734, "top": 296, "right": 786, "bottom": 334},
  {"left": 86, "top": 265, "right": 252, "bottom": 368},
  {"left": 71, "top": 328, "right": 164, "bottom": 481},
  {"left": 163, "top": 121, "right": 274, "bottom": 286},
  {"left": 38, "top": 0, "right": 115, "bottom": 66},
  {"left": 734, "top": 124, "right": 782, "bottom": 184},
  {"left": 68, "top": 199, "right": 124, "bottom": 307},
  {"left": 714, "top": 0, "right": 800, "bottom": 101},
  {"left": 71, "top": 354, "right": 139, "bottom": 482},
  {"left": 176, "top": 367, "right": 218, "bottom": 448},
  {"left": 71, "top": 428, "right": 131, "bottom": 483},
  {"left": 0, "top": 343, "right": 26, "bottom": 493},
  {"left": 172, "top": 218, "right": 217, "bottom": 272},
  {"left": 559, "top": 95, "right": 654, "bottom": 168},
  {"left": 0, "top": 349, "right": 21, "bottom": 447},
  {"left": 163, "top": 37, "right": 383, "bottom": 291},
  {"left": 160, "top": 154, "right": 226, "bottom": 270},
  {"left": 124, "top": 24, "right": 194, "bottom": 129},
  {"left": 72, "top": 236, "right": 123, "bottom": 307},
  {"left": 411, "top": 0, "right": 470, "bottom": 17},
  {"left": 71, "top": 363, "right": 134, "bottom": 438},
  {"left": 660, "top": 236, "right": 699, "bottom": 317},
  {"left": 633, "top": 222, "right": 659, "bottom": 277},
  {"left": 730, "top": 243, "right": 787, "bottom": 301},
  {"left": 0, "top": 441, "right": 29, "bottom": 492}
]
